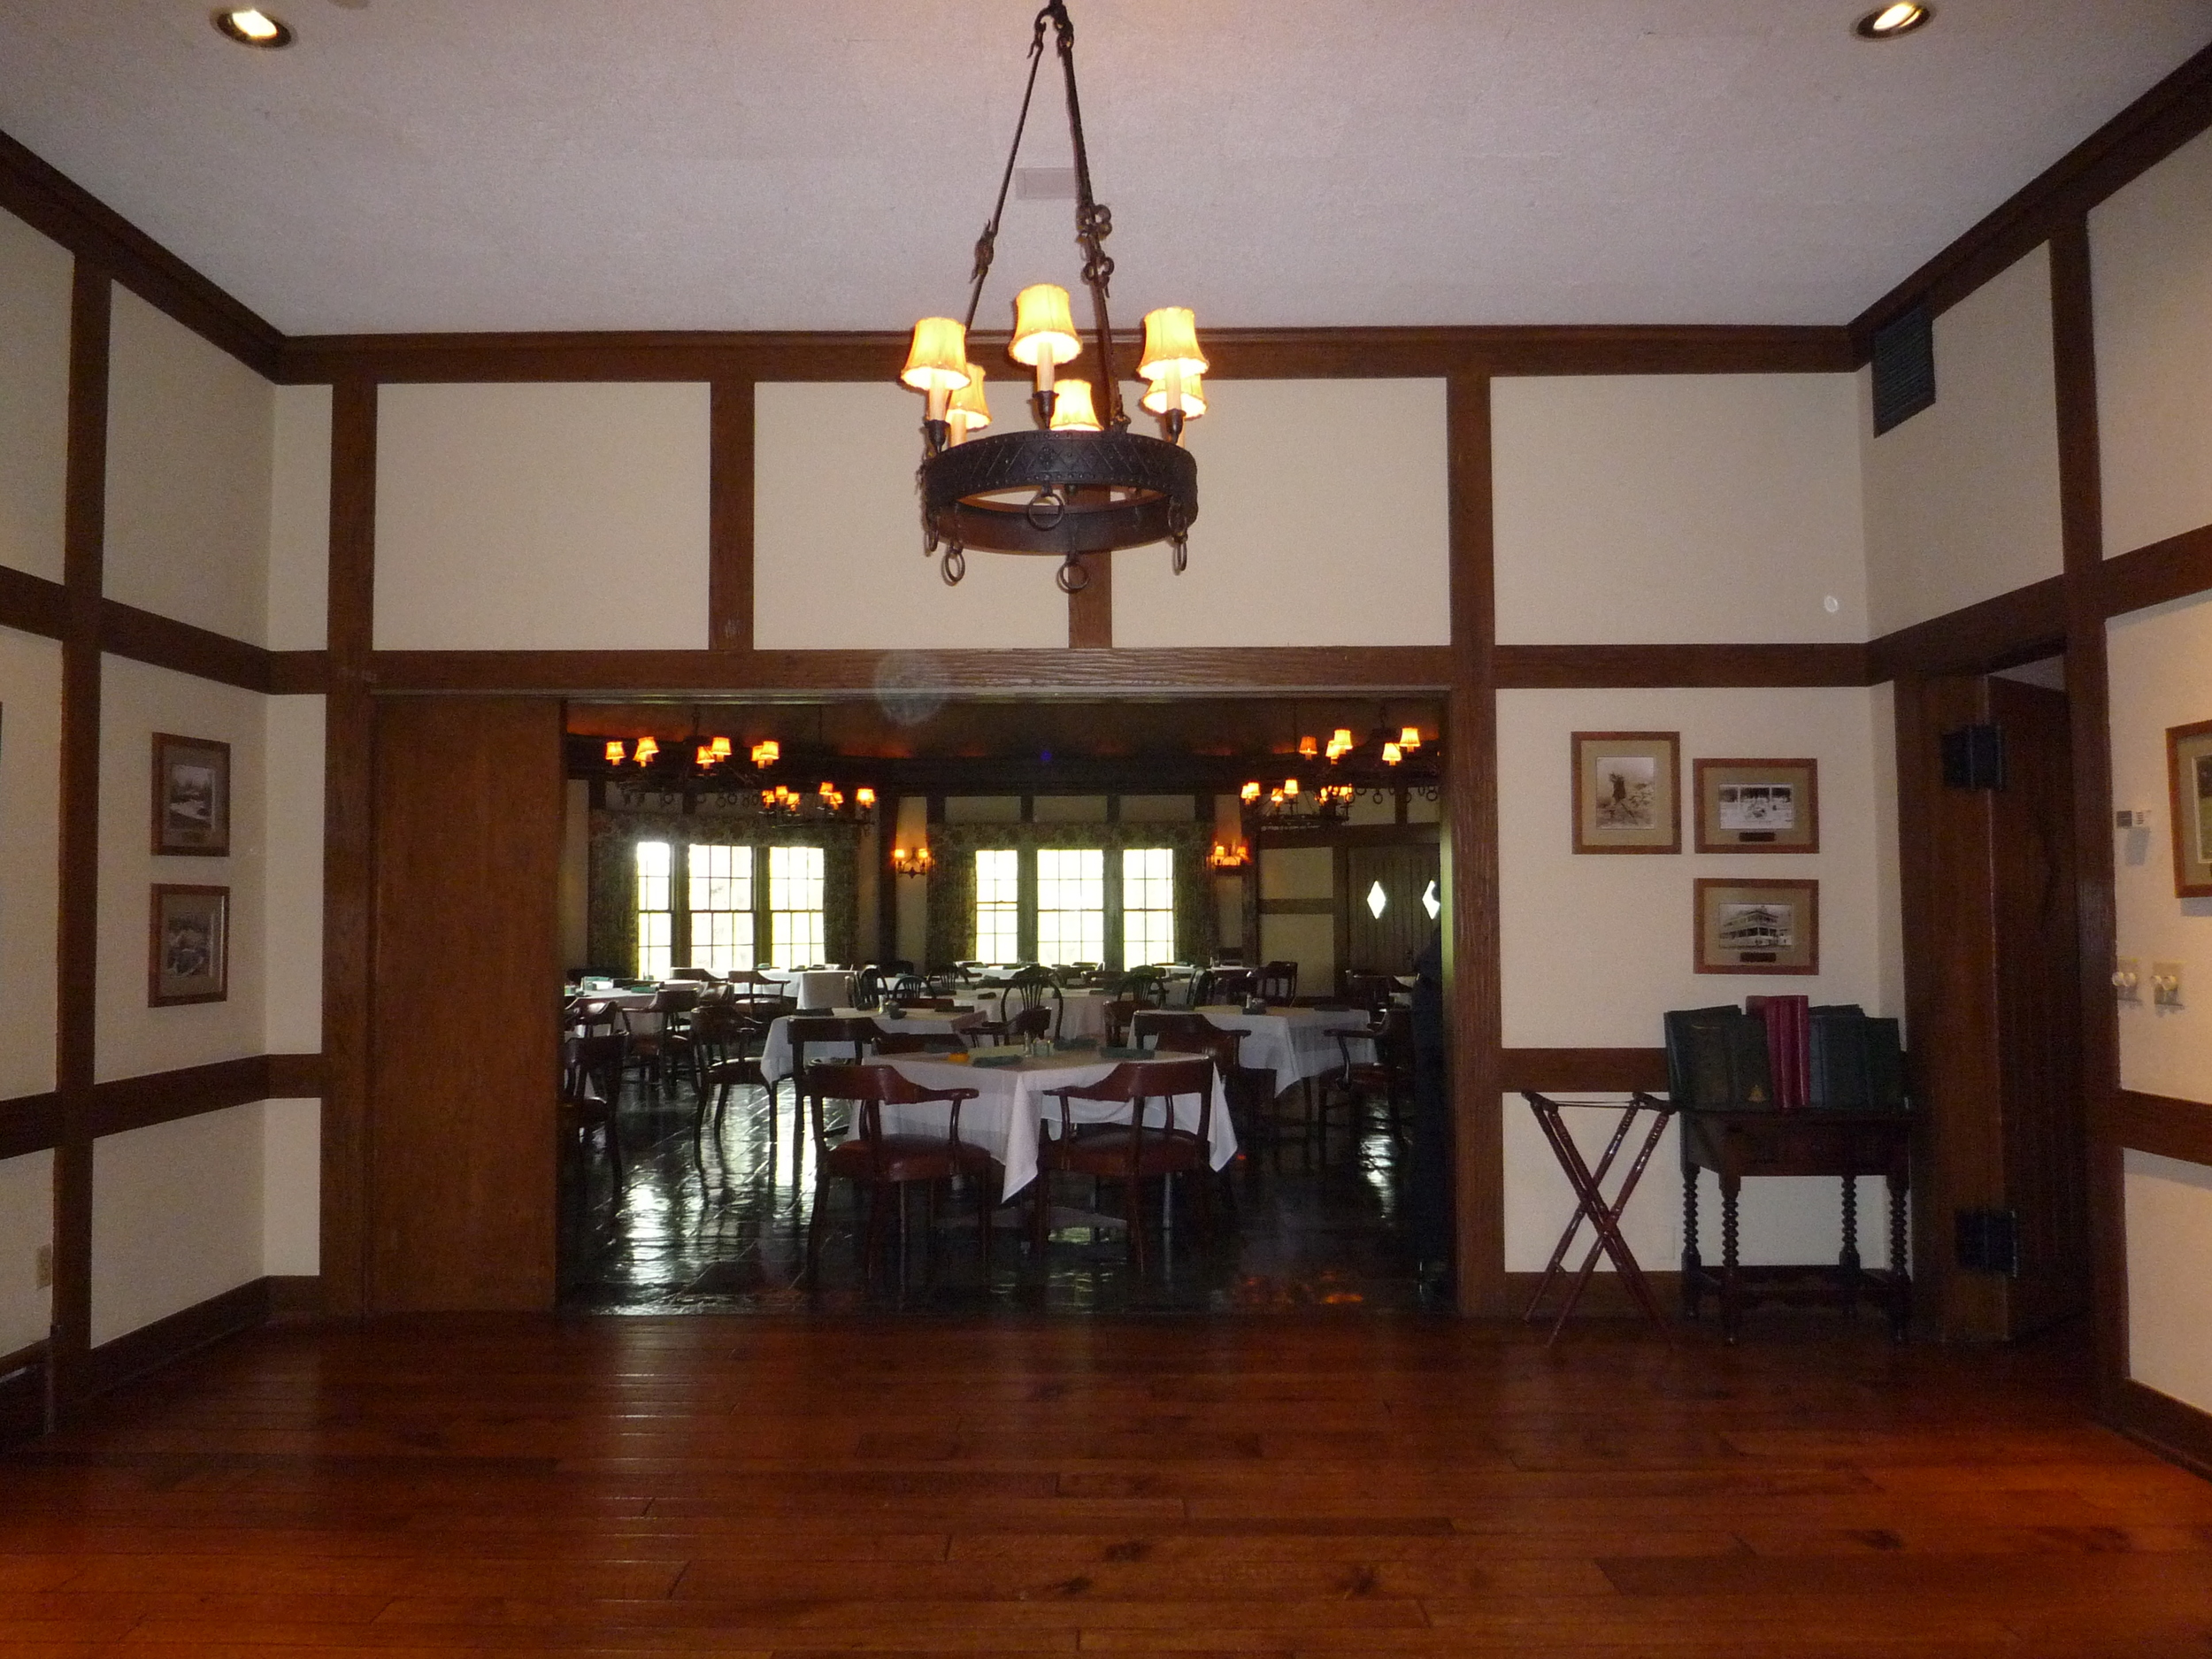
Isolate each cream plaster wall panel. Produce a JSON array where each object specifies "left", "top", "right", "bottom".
[
  {"left": 0, "top": 205, "right": 71, "bottom": 583},
  {"left": 2124, "top": 1149, "right": 2212, "bottom": 1414},
  {"left": 1498, "top": 687, "right": 1891, "bottom": 1052},
  {"left": 1115, "top": 380, "right": 1449, "bottom": 649},
  {"left": 90, "top": 1102, "right": 263, "bottom": 1345},
  {"left": 0, "top": 1149, "right": 53, "bottom": 1357},
  {"left": 374, "top": 382, "right": 710, "bottom": 650},
  {"left": 1034, "top": 795, "right": 1109, "bottom": 824},
  {"left": 104, "top": 288, "right": 273, "bottom": 644},
  {"left": 263, "top": 696, "right": 324, "bottom": 1056},
  {"left": 1124, "top": 795, "right": 1197, "bottom": 823},
  {"left": 267, "top": 384, "right": 332, "bottom": 651},
  {"left": 945, "top": 795, "right": 1023, "bottom": 824},
  {"left": 2107, "top": 593, "right": 2212, "bottom": 1102},
  {"left": 1258, "top": 912, "right": 1333, "bottom": 1001},
  {"left": 95, "top": 657, "right": 264, "bottom": 1083},
  {"left": 1261, "top": 845, "right": 1333, "bottom": 902},
  {"left": 1861, "top": 245, "right": 2065, "bottom": 636},
  {"left": 0, "top": 629, "right": 62, "bottom": 1099},
  {"left": 754, "top": 381, "right": 1064, "bottom": 649},
  {"left": 262, "top": 1097, "right": 319, "bottom": 1278},
  {"left": 1505, "top": 1102, "right": 1906, "bottom": 1272},
  {"left": 1494, "top": 374, "right": 1866, "bottom": 645},
  {"left": 2093, "top": 127, "right": 2212, "bottom": 558}
]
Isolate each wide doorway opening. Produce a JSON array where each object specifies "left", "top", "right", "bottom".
[{"left": 553, "top": 695, "right": 1452, "bottom": 1314}]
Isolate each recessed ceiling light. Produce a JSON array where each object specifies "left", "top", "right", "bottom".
[
  {"left": 1854, "top": 3, "right": 1931, "bottom": 38},
  {"left": 213, "top": 8, "right": 295, "bottom": 47}
]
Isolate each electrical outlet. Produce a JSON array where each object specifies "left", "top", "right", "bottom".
[
  {"left": 2154, "top": 962, "right": 2185, "bottom": 1009},
  {"left": 34, "top": 1244, "right": 53, "bottom": 1290}
]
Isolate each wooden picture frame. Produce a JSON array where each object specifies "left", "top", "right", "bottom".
[
  {"left": 1694, "top": 757, "right": 1819, "bottom": 853},
  {"left": 1572, "top": 732, "right": 1680, "bottom": 853},
  {"left": 2168, "top": 718, "right": 2212, "bottom": 899},
  {"left": 149, "top": 884, "right": 229, "bottom": 1006},
  {"left": 151, "top": 733, "right": 231, "bottom": 856},
  {"left": 1695, "top": 877, "right": 1818, "bottom": 975}
]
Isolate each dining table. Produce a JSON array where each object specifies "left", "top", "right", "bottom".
[
  {"left": 1193, "top": 1003, "right": 1375, "bottom": 1093},
  {"left": 874, "top": 1049, "right": 1236, "bottom": 1198},
  {"left": 968, "top": 987, "right": 1113, "bottom": 1041},
  {"left": 757, "top": 1006, "right": 987, "bottom": 1087}
]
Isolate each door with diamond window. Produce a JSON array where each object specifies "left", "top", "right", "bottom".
[{"left": 1343, "top": 841, "right": 1440, "bottom": 979}]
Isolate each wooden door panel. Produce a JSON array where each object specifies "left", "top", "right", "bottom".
[
  {"left": 370, "top": 696, "right": 564, "bottom": 1312},
  {"left": 1345, "top": 843, "right": 1440, "bottom": 978}
]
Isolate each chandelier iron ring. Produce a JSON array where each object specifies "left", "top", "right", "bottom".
[{"left": 920, "top": 427, "right": 1196, "bottom": 559}]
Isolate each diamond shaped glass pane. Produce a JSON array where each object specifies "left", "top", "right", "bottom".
[
  {"left": 1366, "top": 880, "right": 1387, "bottom": 919},
  {"left": 1422, "top": 879, "right": 1441, "bottom": 920}
]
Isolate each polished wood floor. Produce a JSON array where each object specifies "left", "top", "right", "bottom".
[{"left": 4, "top": 1313, "right": 2211, "bottom": 1655}]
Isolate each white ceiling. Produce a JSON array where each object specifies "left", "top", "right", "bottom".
[{"left": 2, "top": 1, "right": 2208, "bottom": 337}]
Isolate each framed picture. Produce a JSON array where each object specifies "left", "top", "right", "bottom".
[
  {"left": 2168, "top": 718, "right": 2212, "bottom": 898},
  {"left": 1572, "top": 732, "right": 1680, "bottom": 854},
  {"left": 149, "top": 885, "right": 229, "bottom": 1006},
  {"left": 1695, "top": 877, "right": 1818, "bottom": 975},
  {"left": 1694, "top": 757, "right": 1819, "bottom": 853},
  {"left": 151, "top": 733, "right": 231, "bottom": 856}
]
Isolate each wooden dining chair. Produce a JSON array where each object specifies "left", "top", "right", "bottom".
[
  {"left": 1102, "top": 997, "right": 1140, "bottom": 1047},
  {"left": 1257, "top": 960, "right": 1300, "bottom": 1004},
  {"left": 801, "top": 1061, "right": 996, "bottom": 1286},
  {"left": 558, "top": 1032, "right": 628, "bottom": 1182},
  {"left": 1033, "top": 1058, "right": 1216, "bottom": 1277},
  {"left": 625, "top": 985, "right": 701, "bottom": 1096},
  {"left": 1133, "top": 1009, "right": 1272, "bottom": 1156},
  {"left": 1318, "top": 1006, "right": 1415, "bottom": 1156}
]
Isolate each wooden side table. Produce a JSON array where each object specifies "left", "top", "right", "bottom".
[{"left": 1678, "top": 1106, "right": 1912, "bottom": 1343}]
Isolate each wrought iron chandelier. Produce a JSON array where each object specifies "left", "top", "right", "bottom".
[{"left": 902, "top": 0, "right": 1205, "bottom": 594}]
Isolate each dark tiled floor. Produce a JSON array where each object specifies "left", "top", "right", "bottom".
[{"left": 558, "top": 1071, "right": 1440, "bottom": 1315}]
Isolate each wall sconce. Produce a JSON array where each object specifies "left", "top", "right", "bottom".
[
  {"left": 891, "top": 844, "right": 934, "bottom": 877},
  {"left": 1208, "top": 841, "right": 1251, "bottom": 872},
  {"left": 856, "top": 787, "right": 877, "bottom": 810}
]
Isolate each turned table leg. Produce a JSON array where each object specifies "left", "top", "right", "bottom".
[
  {"left": 1720, "top": 1169, "right": 1742, "bottom": 1345},
  {"left": 1839, "top": 1173, "right": 1862, "bottom": 1317},
  {"left": 1887, "top": 1170, "right": 1910, "bottom": 1342},
  {"left": 1681, "top": 1164, "right": 1702, "bottom": 1320}
]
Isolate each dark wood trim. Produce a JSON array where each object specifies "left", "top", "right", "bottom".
[
  {"left": 1256, "top": 822, "right": 1443, "bottom": 850},
  {"left": 265, "top": 1274, "right": 324, "bottom": 1321},
  {"left": 2095, "top": 1089, "right": 2212, "bottom": 1168},
  {"left": 267, "top": 650, "right": 332, "bottom": 695},
  {"left": 1256, "top": 896, "right": 1334, "bottom": 916},
  {"left": 2098, "top": 521, "right": 2212, "bottom": 620},
  {"left": 100, "top": 596, "right": 270, "bottom": 692},
  {"left": 1500, "top": 1048, "right": 1669, "bottom": 1094},
  {"left": 320, "top": 380, "right": 378, "bottom": 1320},
  {"left": 1866, "top": 574, "right": 2070, "bottom": 682},
  {"left": 2051, "top": 216, "right": 2129, "bottom": 1415},
  {"left": 86, "top": 1054, "right": 324, "bottom": 1139},
  {"left": 51, "top": 261, "right": 109, "bottom": 1418},
  {"left": 1497, "top": 643, "right": 1870, "bottom": 689},
  {"left": 709, "top": 379, "right": 754, "bottom": 651},
  {"left": 266, "top": 1051, "right": 327, "bottom": 1097},
  {"left": 0, "top": 1091, "right": 62, "bottom": 1159},
  {"left": 2110, "top": 1378, "right": 2212, "bottom": 1484},
  {"left": 1849, "top": 40, "right": 2212, "bottom": 357},
  {"left": 1067, "top": 552, "right": 1112, "bottom": 649},
  {"left": 366, "top": 645, "right": 1455, "bottom": 695},
  {"left": 0, "top": 129, "right": 283, "bottom": 381},
  {"left": 0, "top": 1340, "right": 46, "bottom": 1451},
  {"left": 0, "top": 564, "right": 66, "bottom": 641},
  {"left": 1446, "top": 369, "right": 1505, "bottom": 1315},
  {"left": 84, "top": 1276, "right": 270, "bottom": 1399},
  {"left": 278, "top": 325, "right": 1853, "bottom": 388}
]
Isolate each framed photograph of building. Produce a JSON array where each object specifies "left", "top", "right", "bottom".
[
  {"left": 2168, "top": 718, "right": 2212, "bottom": 899},
  {"left": 149, "top": 884, "right": 229, "bottom": 1006},
  {"left": 1572, "top": 732, "right": 1680, "bottom": 854},
  {"left": 1694, "top": 757, "right": 1819, "bottom": 853},
  {"left": 151, "top": 733, "right": 231, "bottom": 856},
  {"left": 1695, "top": 877, "right": 1818, "bottom": 974}
]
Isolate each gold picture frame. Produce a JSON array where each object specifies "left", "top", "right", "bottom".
[
  {"left": 2168, "top": 718, "right": 2212, "bottom": 899},
  {"left": 1694, "top": 757, "right": 1819, "bottom": 853},
  {"left": 1695, "top": 877, "right": 1818, "bottom": 975},
  {"left": 1572, "top": 732, "right": 1680, "bottom": 854}
]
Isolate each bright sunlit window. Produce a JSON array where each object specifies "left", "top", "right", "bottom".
[
  {"left": 975, "top": 849, "right": 1021, "bottom": 962},
  {"left": 687, "top": 843, "right": 755, "bottom": 974},
  {"left": 1036, "top": 849, "right": 1104, "bottom": 964},
  {"left": 768, "top": 845, "right": 826, "bottom": 966},
  {"left": 1121, "top": 847, "right": 1175, "bottom": 967},
  {"left": 634, "top": 841, "right": 673, "bottom": 979}
]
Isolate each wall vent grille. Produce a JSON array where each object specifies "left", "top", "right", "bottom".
[{"left": 1871, "top": 304, "right": 1936, "bottom": 434}]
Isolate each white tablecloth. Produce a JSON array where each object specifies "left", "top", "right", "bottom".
[
  {"left": 969, "top": 987, "right": 1111, "bottom": 1041},
  {"left": 873, "top": 1052, "right": 1235, "bottom": 1198},
  {"left": 756, "top": 968, "right": 854, "bottom": 1010},
  {"left": 1193, "top": 1005, "right": 1373, "bottom": 1089},
  {"left": 758, "top": 1008, "right": 986, "bottom": 1086}
]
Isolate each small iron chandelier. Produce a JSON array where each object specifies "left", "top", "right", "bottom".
[{"left": 902, "top": 0, "right": 1205, "bottom": 594}]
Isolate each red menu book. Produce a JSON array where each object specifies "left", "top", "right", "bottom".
[{"left": 1747, "top": 994, "right": 1810, "bottom": 1110}]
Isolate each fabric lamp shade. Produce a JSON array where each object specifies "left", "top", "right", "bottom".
[
  {"left": 1048, "top": 379, "right": 1102, "bottom": 432},
  {"left": 1141, "top": 373, "right": 1206, "bottom": 419},
  {"left": 900, "top": 318, "right": 972, "bottom": 394},
  {"left": 1137, "top": 307, "right": 1208, "bottom": 380},
  {"left": 949, "top": 365, "right": 992, "bottom": 431},
  {"left": 1010, "top": 284, "right": 1082, "bottom": 366}
]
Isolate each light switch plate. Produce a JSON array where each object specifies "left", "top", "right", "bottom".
[
  {"left": 34, "top": 1244, "right": 52, "bottom": 1290},
  {"left": 2115, "top": 957, "right": 2141, "bottom": 1001},
  {"left": 2154, "top": 962, "right": 2185, "bottom": 1008}
]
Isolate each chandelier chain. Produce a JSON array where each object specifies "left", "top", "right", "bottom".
[
  {"left": 961, "top": 9, "right": 1053, "bottom": 333},
  {"left": 1048, "top": 0, "right": 1127, "bottom": 429}
]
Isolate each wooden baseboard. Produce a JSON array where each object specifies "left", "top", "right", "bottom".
[
  {"left": 0, "top": 1341, "right": 48, "bottom": 1451},
  {"left": 2109, "top": 1377, "right": 2212, "bottom": 1481},
  {"left": 85, "top": 1277, "right": 270, "bottom": 1399},
  {"left": 265, "top": 1274, "right": 324, "bottom": 1322}
]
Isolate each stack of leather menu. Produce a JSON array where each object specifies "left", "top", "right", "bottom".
[{"left": 1663, "top": 1001, "right": 1905, "bottom": 1111}]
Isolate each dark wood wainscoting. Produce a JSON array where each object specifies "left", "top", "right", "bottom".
[{"left": 369, "top": 695, "right": 565, "bottom": 1312}]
